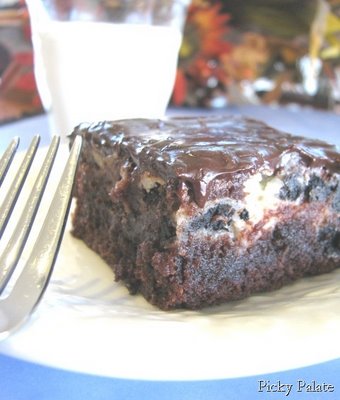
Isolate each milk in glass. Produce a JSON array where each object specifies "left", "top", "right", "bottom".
[{"left": 31, "top": 21, "right": 182, "bottom": 135}]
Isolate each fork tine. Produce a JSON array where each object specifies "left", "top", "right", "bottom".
[
  {"left": 0, "top": 137, "right": 20, "bottom": 186},
  {"left": 0, "top": 136, "right": 60, "bottom": 294},
  {"left": 0, "top": 135, "right": 40, "bottom": 238},
  {"left": 0, "top": 135, "right": 82, "bottom": 338}
]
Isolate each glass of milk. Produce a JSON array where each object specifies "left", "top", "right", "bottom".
[{"left": 26, "top": 0, "right": 189, "bottom": 138}]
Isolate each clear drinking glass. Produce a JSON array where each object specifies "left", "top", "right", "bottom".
[{"left": 26, "top": 0, "right": 189, "bottom": 138}]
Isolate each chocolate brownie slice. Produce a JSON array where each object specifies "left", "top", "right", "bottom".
[{"left": 69, "top": 115, "right": 340, "bottom": 310}]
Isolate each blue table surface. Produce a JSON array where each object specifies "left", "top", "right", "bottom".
[
  {"left": 1, "top": 353, "right": 340, "bottom": 400},
  {"left": 0, "top": 105, "right": 339, "bottom": 400}
]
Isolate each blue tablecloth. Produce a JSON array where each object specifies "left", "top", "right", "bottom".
[
  {"left": 1, "top": 106, "right": 340, "bottom": 399},
  {"left": 1, "top": 353, "right": 340, "bottom": 400}
]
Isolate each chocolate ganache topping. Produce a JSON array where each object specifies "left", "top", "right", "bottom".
[{"left": 72, "top": 115, "right": 340, "bottom": 207}]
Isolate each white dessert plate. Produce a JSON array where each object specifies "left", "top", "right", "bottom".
[{"left": 0, "top": 144, "right": 340, "bottom": 381}]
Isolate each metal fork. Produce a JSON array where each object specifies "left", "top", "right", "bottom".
[{"left": 0, "top": 135, "right": 82, "bottom": 339}]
